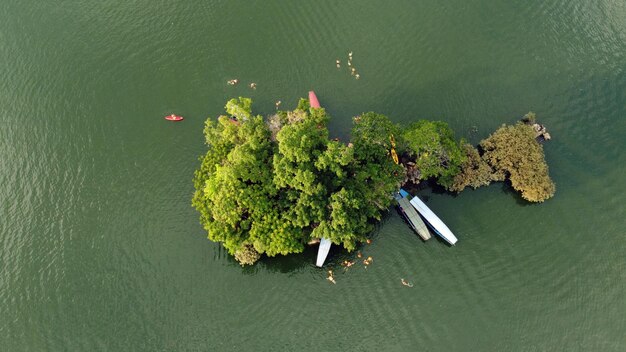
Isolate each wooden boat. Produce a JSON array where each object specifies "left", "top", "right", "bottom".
[
  {"left": 394, "top": 189, "right": 431, "bottom": 241},
  {"left": 409, "top": 196, "right": 458, "bottom": 245},
  {"left": 316, "top": 237, "right": 332, "bottom": 267}
]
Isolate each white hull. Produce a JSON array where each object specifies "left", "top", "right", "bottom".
[
  {"left": 316, "top": 237, "right": 332, "bottom": 267},
  {"left": 409, "top": 196, "right": 458, "bottom": 245}
]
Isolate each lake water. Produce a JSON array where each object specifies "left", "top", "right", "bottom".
[{"left": 1, "top": 1, "right": 625, "bottom": 351}]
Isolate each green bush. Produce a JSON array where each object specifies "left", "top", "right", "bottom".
[
  {"left": 480, "top": 123, "right": 555, "bottom": 202},
  {"left": 402, "top": 120, "right": 465, "bottom": 189}
]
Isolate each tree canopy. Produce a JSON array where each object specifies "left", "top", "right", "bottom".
[
  {"left": 449, "top": 120, "right": 556, "bottom": 202},
  {"left": 401, "top": 120, "right": 466, "bottom": 189},
  {"left": 480, "top": 122, "right": 556, "bottom": 202},
  {"left": 192, "top": 99, "right": 403, "bottom": 265},
  {"left": 192, "top": 99, "right": 556, "bottom": 265}
]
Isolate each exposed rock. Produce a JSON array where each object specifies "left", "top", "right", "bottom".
[
  {"left": 403, "top": 161, "right": 421, "bottom": 184},
  {"left": 267, "top": 114, "right": 283, "bottom": 141},
  {"left": 522, "top": 112, "right": 552, "bottom": 142}
]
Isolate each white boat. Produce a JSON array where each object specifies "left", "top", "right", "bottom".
[
  {"left": 409, "top": 196, "right": 458, "bottom": 245},
  {"left": 316, "top": 237, "right": 332, "bottom": 267}
]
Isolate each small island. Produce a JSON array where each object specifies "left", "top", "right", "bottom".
[{"left": 192, "top": 96, "right": 555, "bottom": 265}]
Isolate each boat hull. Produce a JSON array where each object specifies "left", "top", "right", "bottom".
[
  {"left": 165, "top": 114, "right": 183, "bottom": 121},
  {"left": 409, "top": 196, "right": 458, "bottom": 245},
  {"left": 309, "top": 91, "right": 321, "bottom": 108},
  {"left": 316, "top": 238, "right": 332, "bottom": 267},
  {"left": 394, "top": 191, "right": 431, "bottom": 241}
]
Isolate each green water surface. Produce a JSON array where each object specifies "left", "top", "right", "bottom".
[{"left": 1, "top": 1, "right": 625, "bottom": 351}]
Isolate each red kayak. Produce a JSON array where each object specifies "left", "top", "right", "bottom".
[
  {"left": 308, "top": 91, "right": 321, "bottom": 108},
  {"left": 165, "top": 114, "right": 184, "bottom": 121}
]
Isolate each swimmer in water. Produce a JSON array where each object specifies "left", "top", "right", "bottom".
[
  {"left": 327, "top": 270, "right": 336, "bottom": 284},
  {"left": 401, "top": 278, "right": 413, "bottom": 287},
  {"left": 363, "top": 257, "right": 372, "bottom": 266}
]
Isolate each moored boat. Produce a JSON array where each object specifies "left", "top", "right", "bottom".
[
  {"left": 309, "top": 91, "right": 321, "bottom": 108},
  {"left": 316, "top": 237, "right": 332, "bottom": 267},
  {"left": 409, "top": 196, "right": 458, "bottom": 245},
  {"left": 394, "top": 189, "right": 431, "bottom": 241}
]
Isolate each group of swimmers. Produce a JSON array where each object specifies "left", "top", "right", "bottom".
[
  {"left": 335, "top": 51, "right": 360, "bottom": 80},
  {"left": 226, "top": 79, "right": 257, "bottom": 89},
  {"left": 227, "top": 79, "right": 281, "bottom": 108},
  {"left": 325, "top": 238, "right": 414, "bottom": 287}
]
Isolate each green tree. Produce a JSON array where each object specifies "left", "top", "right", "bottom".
[
  {"left": 402, "top": 120, "right": 465, "bottom": 189},
  {"left": 349, "top": 112, "right": 405, "bottom": 216},
  {"left": 193, "top": 101, "right": 405, "bottom": 265},
  {"left": 192, "top": 98, "right": 556, "bottom": 266},
  {"left": 480, "top": 123, "right": 555, "bottom": 202},
  {"left": 225, "top": 97, "right": 252, "bottom": 120},
  {"left": 449, "top": 142, "right": 494, "bottom": 192}
]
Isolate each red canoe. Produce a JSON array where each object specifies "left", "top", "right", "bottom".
[
  {"left": 165, "top": 114, "right": 184, "bottom": 121},
  {"left": 308, "top": 91, "right": 321, "bottom": 108}
]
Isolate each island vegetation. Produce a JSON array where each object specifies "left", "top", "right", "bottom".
[
  {"left": 192, "top": 98, "right": 555, "bottom": 265},
  {"left": 450, "top": 113, "right": 556, "bottom": 202}
]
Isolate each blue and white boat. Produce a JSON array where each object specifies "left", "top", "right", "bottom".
[{"left": 409, "top": 196, "right": 458, "bottom": 245}]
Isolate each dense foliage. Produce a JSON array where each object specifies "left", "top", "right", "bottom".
[
  {"left": 193, "top": 98, "right": 556, "bottom": 265},
  {"left": 480, "top": 122, "right": 555, "bottom": 202},
  {"left": 450, "top": 121, "right": 555, "bottom": 202},
  {"left": 401, "top": 120, "right": 466, "bottom": 189},
  {"left": 192, "top": 98, "right": 403, "bottom": 265},
  {"left": 449, "top": 142, "right": 494, "bottom": 192}
]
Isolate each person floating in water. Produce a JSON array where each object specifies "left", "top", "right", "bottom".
[
  {"left": 401, "top": 278, "right": 413, "bottom": 287},
  {"left": 341, "top": 260, "right": 355, "bottom": 271},
  {"left": 275, "top": 100, "right": 281, "bottom": 109},
  {"left": 363, "top": 256, "right": 373, "bottom": 268},
  {"left": 249, "top": 82, "right": 257, "bottom": 89},
  {"left": 355, "top": 74, "right": 360, "bottom": 80},
  {"left": 336, "top": 59, "right": 341, "bottom": 68},
  {"left": 227, "top": 79, "right": 238, "bottom": 85},
  {"left": 327, "top": 270, "right": 336, "bottom": 284}
]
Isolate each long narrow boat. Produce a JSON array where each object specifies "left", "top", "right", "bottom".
[
  {"left": 309, "top": 90, "right": 320, "bottom": 109},
  {"left": 316, "top": 238, "right": 332, "bottom": 267},
  {"left": 309, "top": 90, "right": 333, "bottom": 267},
  {"left": 409, "top": 196, "right": 458, "bottom": 245},
  {"left": 394, "top": 189, "right": 431, "bottom": 241}
]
